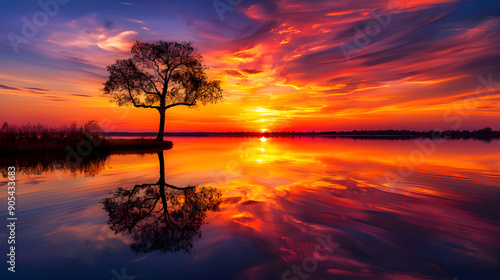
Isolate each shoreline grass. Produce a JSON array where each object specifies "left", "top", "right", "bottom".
[{"left": 0, "top": 122, "right": 173, "bottom": 157}]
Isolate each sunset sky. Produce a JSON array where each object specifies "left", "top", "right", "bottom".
[{"left": 1, "top": 0, "right": 499, "bottom": 132}]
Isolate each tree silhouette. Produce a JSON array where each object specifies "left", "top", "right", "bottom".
[
  {"left": 102, "top": 152, "right": 221, "bottom": 254},
  {"left": 103, "top": 41, "right": 223, "bottom": 140}
]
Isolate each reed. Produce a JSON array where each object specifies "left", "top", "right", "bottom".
[{"left": 0, "top": 121, "right": 103, "bottom": 155}]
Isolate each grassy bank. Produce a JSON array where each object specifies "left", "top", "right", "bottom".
[
  {"left": 0, "top": 122, "right": 172, "bottom": 156},
  {"left": 105, "top": 138, "right": 173, "bottom": 152},
  {"left": 0, "top": 138, "right": 173, "bottom": 156},
  {"left": 0, "top": 139, "right": 173, "bottom": 177}
]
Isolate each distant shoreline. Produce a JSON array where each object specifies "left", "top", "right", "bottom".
[{"left": 105, "top": 128, "right": 500, "bottom": 140}]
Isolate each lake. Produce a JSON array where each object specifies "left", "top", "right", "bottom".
[{"left": 1, "top": 137, "right": 499, "bottom": 280}]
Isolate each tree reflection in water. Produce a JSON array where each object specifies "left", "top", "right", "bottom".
[{"left": 103, "top": 152, "right": 221, "bottom": 254}]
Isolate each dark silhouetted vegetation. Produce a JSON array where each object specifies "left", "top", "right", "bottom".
[
  {"left": 0, "top": 142, "right": 173, "bottom": 178},
  {"left": 0, "top": 121, "right": 103, "bottom": 155},
  {"left": 0, "top": 121, "right": 173, "bottom": 157},
  {"left": 103, "top": 41, "right": 223, "bottom": 140},
  {"left": 0, "top": 121, "right": 173, "bottom": 178}
]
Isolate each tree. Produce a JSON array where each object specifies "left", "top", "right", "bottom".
[{"left": 103, "top": 41, "right": 223, "bottom": 140}]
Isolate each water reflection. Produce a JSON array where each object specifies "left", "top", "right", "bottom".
[
  {"left": 3, "top": 137, "right": 499, "bottom": 280},
  {"left": 102, "top": 152, "right": 221, "bottom": 254},
  {"left": 0, "top": 152, "right": 110, "bottom": 177}
]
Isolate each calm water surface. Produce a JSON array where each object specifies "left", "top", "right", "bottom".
[{"left": 1, "top": 137, "right": 499, "bottom": 280}]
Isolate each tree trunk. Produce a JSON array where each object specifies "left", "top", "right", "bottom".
[
  {"left": 157, "top": 151, "right": 165, "bottom": 184},
  {"left": 156, "top": 109, "right": 165, "bottom": 141}
]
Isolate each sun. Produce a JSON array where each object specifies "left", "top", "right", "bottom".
[{"left": 260, "top": 128, "right": 268, "bottom": 133}]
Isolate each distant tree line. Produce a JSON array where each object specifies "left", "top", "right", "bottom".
[{"left": 105, "top": 127, "right": 500, "bottom": 140}]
